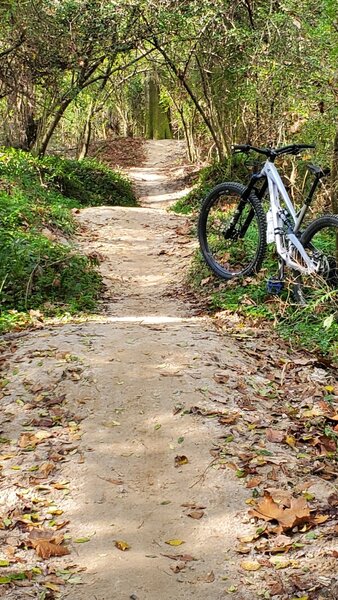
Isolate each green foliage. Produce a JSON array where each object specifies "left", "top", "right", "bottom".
[
  {"left": 42, "top": 156, "right": 137, "bottom": 207},
  {"left": 0, "top": 147, "right": 136, "bottom": 330},
  {"left": 171, "top": 154, "right": 252, "bottom": 214},
  {"left": 189, "top": 249, "right": 338, "bottom": 360},
  {"left": 0, "top": 229, "right": 101, "bottom": 313}
]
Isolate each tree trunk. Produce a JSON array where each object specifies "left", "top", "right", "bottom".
[
  {"left": 150, "top": 39, "right": 224, "bottom": 158},
  {"left": 145, "top": 70, "right": 172, "bottom": 140},
  {"left": 34, "top": 98, "right": 73, "bottom": 157},
  {"left": 78, "top": 100, "right": 94, "bottom": 160}
]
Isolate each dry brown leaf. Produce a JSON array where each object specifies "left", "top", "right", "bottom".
[
  {"left": 328, "top": 493, "right": 338, "bottom": 507},
  {"left": 31, "top": 539, "right": 70, "bottom": 559},
  {"left": 249, "top": 493, "right": 310, "bottom": 531},
  {"left": 265, "top": 488, "right": 292, "bottom": 506},
  {"left": 161, "top": 553, "right": 195, "bottom": 562},
  {"left": 213, "top": 371, "right": 230, "bottom": 384},
  {"left": 54, "top": 520, "right": 70, "bottom": 530},
  {"left": 187, "top": 510, "right": 204, "bottom": 520},
  {"left": 268, "top": 534, "right": 293, "bottom": 553},
  {"left": 268, "top": 580, "right": 285, "bottom": 595},
  {"left": 218, "top": 414, "right": 239, "bottom": 425},
  {"left": 266, "top": 429, "right": 285, "bottom": 443},
  {"left": 39, "top": 462, "right": 55, "bottom": 477},
  {"left": 19, "top": 430, "right": 51, "bottom": 448},
  {"left": 235, "top": 543, "right": 251, "bottom": 554},
  {"left": 98, "top": 476, "right": 124, "bottom": 485},
  {"left": 313, "top": 514, "right": 329, "bottom": 525},
  {"left": 246, "top": 477, "right": 262, "bottom": 489},
  {"left": 170, "top": 561, "right": 186, "bottom": 573}
]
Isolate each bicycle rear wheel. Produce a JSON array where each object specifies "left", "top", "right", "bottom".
[
  {"left": 293, "top": 214, "right": 338, "bottom": 304},
  {"left": 198, "top": 182, "right": 267, "bottom": 280}
]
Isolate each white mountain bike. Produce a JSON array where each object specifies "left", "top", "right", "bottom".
[{"left": 198, "top": 143, "right": 338, "bottom": 303}]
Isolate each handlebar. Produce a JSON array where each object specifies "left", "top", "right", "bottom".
[{"left": 232, "top": 143, "right": 315, "bottom": 158}]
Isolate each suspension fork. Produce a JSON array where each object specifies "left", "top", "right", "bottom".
[{"left": 224, "top": 175, "right": 267, "bottom": 239}]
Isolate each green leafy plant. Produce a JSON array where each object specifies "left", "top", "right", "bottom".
[{"left": 0, "top": 147, "right": 136, "bottom": 331}]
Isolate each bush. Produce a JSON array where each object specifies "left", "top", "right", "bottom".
[
  {"left": 41, "top": 155, "right": 137, "bottom": 207},
  {"left": 0, "top": 147, "right": 136, "bottom": 329}
]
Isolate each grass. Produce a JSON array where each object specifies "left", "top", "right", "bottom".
[
  {"left": 0, "top": 147, "right": 137, "bottom": 332},
  {"left": 189, "top": 247, "right": 338, "bottom": 361}
]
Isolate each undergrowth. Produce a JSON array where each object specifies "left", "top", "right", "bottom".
[
  {"left": 189, "top": 250, "right": 338, "bottom": 361},
  {"left": 181, "top": 153, "right": 337, "bottom": 360},
  {"left": 171, "top": 154, "right": 251, "bottom": 214},
  {"left": 0, "top": 147, "right": 137, "bottom": 332}
]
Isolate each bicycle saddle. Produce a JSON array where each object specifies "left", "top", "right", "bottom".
[{"left": 306, "top": 163, "right": 330, "bottom": 178}]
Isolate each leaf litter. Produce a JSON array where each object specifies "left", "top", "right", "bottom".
[
  {"left": 188, "top": 314, "right": 338, "bottom": 599},
  {"left": 0, "top": 344, "right": 89, "bottom": 595}
]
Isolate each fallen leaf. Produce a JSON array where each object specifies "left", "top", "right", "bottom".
[
  {"left": 170, "top": 561, "right": 186, "bottom": 573},
  {"left": 161, "top": 553, "right": 196, "bottom": 562},
  {"left": 235, "top": 544, "right": 251, "bottom": 554},
  {"left": 74, "top": 537, "right": 91, "bottom": 543},
  {"left": 268, "top": 534, "right": 293, "bottom": 553},
  {"left": 19, "top": 430, "right": 51, "bottom": 449},
  {"left": 165, "top": 539, "right": 185, "bottom": 546},
  {"left": 285, "top": 435, "right": 297, "bottom": 448},
  {"left": 187, "top": 510, "right": 204, "bottom": 520},
  {"left": 115, "top": 540, "right": 130, "bottom": 551},
  {"left": 0, "top": 561, "right": 10, "bottom": 567},
  {"left": 328, "top": 493, "right": 338, "bottom": 507},
  {"left": 213, "top": 371, "right": 230, "bottom": 384},
  {"left": 175, "top": 455, "right": 189, "bottom": 467},
  {"left": 249, "top": 493, "right": 310, "bottom": 531},
  {"left": 246, "top": 477, "right": 262, "bottom": 489},
  {"left": 313, "top": 514, "right": 329, "bottom": 525},
  {"left": 98, "top": 476, "right": 124, "bottom": 485},
  {"left": 240, "top": 560, "right": 261, "bottom": 571},
  {"left": 31, "top": 539, "right": 70, "bottom": 559},
  {"left": 44, "top": 582, "right": 60, "bottom": 592},
  {"left": 67, "top": 575, "right": 83, "bottom": 584},
  {"left": 270, "top": 556, "right": 293, "bottom": 569},
  {"left": 218, "top": 414, "right": 239, "bottom": 425},
  {"left": 266, "top": 429, "right": 285, "bottom": 443}
]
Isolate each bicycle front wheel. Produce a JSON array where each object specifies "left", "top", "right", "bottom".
[
  {"left": 293, "top": 214, "right": 338, "bottom": 304},
  {"left": 198, "top": 182, "right": 267, "bottom": 280}
]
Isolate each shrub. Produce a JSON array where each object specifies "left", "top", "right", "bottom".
[{"left": 0, "top": 147, "right": 136, "bottom": 328}]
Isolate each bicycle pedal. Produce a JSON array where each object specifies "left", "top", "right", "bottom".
[{"left": 266, "top": 278, "right": 284, "bottom": 295}]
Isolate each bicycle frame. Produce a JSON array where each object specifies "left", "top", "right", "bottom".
[{"left": 258, "top": 161, "right": 318, "bottom": 274}]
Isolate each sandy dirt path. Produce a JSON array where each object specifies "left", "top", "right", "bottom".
[{"left": 0, "top": 141, "right": 337, "bottom": 600}]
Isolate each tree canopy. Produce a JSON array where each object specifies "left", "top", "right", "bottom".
[{"left": 0, "top": 0, "right": 337, "bottom": 164}]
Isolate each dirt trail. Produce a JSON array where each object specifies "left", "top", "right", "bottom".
[{"left": 0, "top": 141, "right": 337, "bottom": 600}]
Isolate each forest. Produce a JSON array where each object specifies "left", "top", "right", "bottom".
[
  {"left": 1, "top": 0, "right": 337, "bottom": 350},
  {"left": 1, "top": 0, "right": 337, "bottom": 163},
  {"left": 0, "top": 2, "right": 338, "bottom": 600}
]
